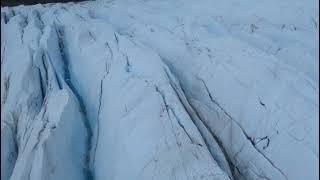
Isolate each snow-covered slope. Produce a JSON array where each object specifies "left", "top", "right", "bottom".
[{"left": 1, "top": 0, "right": 319, "bottom": 180}]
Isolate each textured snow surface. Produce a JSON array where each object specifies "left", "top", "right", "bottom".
[{"left": 1, "top": 0, "right": 319, "bottom": 180}]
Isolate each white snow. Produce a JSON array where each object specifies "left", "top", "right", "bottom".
[{"left": 1, "top": 0, "right": 319, "bottom": 180}]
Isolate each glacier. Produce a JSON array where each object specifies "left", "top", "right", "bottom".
[{"left": 1, "top": 0, "right": 319, "bottom": 180}]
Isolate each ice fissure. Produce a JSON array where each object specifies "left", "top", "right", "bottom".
[{"left": 54, "top": 24, "right": 94, "bottom": 180}]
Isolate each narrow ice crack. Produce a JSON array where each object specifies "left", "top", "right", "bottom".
[
  {"left": 2, "top": 74, "right": 11, "bottom": 106},
  {"left": 1, "top": 41, "right": 6, "bottom": 66},
  {"left": 161, "top": 66, "right": 234, "bottom": 179},
  {"left": 197, "top": 77, "right": 289, "bottom": 180},
  {"left": 154, "top": 85, "right": 195, "bottom": 145},
  {"left": 92, "top": 39, "right": 113, "bottom": 173},
  {"left": 154, "top": 85, "right": 191, "bottom": 180},
  {"left": 92, "top": 76, "right": 105, "bottom": 172}
]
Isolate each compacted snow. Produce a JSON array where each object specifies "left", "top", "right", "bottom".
[{"left": 1, "top": 0, "right": 319, "bottom": 180}]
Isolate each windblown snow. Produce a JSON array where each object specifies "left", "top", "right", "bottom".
[{"left": 1, "top": 0, "right": 319, "bottom": 180}]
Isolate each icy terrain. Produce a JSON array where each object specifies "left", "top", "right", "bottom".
[{"left": 1, "top": 0, "right": 319, "bottom": 180}]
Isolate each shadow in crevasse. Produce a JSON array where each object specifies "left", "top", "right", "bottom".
[{"left": 1, "top": 0, "right": 87, "bottom": 7}]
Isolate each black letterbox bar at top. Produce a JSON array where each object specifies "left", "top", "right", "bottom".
[{"left": 1, "top": 0, "right": 86, "bottom": 7}]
